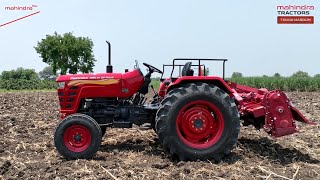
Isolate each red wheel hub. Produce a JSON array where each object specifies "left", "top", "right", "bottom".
[
  {"left": 176, "top": 100, "right": 224, "bottom": 149},
  {"left": 63, "top": 125, "right": 91, "bottom": 152}
]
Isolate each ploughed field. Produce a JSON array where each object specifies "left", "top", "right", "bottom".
[{"left": 0, "top": 92, "right": 319, "bottom": 180}]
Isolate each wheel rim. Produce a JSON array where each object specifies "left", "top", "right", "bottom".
[
  {"left": 176, "top": 100, "right": 224, "bottom": 149},
  {"left": 63, "top": 125, "right": 91, "bottom": 152}
]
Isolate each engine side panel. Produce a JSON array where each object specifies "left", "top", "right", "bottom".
[
  {"left": 58, "top": 79, "right": 122, "bottom": 116},
  {"left": 57, "top": 69, "right": 144, "bottom": 116},
  {"left": 58, "top": 73, "right": 123, "bottom": 106}
]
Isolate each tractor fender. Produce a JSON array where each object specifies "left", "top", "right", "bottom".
[{"left": 166, "top": 76, "right": 233, "bottom": 95}]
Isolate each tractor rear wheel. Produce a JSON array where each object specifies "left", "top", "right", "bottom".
[
  {"left": 155, "top": 83, "right": 240, "bottom": 161},
  {"left": 54, "top": 113, "right": 102, "bottom": 160}
]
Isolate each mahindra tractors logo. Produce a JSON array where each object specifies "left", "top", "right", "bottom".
[{"left": 277, "top": 5, "right": 315, "bottom": 24}]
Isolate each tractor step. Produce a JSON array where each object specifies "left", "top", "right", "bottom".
[
  {"left": 139, "top": 123, "right": 153, "bottom": 130},
  {"left": 112, "top": 121, "right": 132, "bottom": 128}
]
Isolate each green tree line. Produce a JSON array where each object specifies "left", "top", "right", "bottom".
[
  {"left": 0, "top": 32, "right": 96, "bottom": 90},
  {"left": 0, "top": 67, "right": 56, "bottom": 90},
  {"left": 230, "top": 71, "right": 320, "bottom": 91}
]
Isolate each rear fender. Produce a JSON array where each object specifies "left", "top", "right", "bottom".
[{"left": 166, "top": 76, "right": 233, "bottom": 95}]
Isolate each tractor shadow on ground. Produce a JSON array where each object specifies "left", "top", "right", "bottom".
[
  {"left": 99, "top": 137, "right": 243, "bottom": 164},
  {"left": 99, "top": 136, "right": 319, "bottom": 165},
  {"left": 99, "top": 137, "right": 169, "bottom": 158},
  {"left": 238, "top": 137, "right": 320, "bottom": 165}
]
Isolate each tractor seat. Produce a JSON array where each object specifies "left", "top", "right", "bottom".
[
  {"left": 188, "top": 69, "right": 194, "bottom": 76},
  {"left": 182, "top": 62, "right": 194, "bottom": 76}
]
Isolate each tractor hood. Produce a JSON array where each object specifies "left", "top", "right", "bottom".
[{"left": 56, "top": 73, "right": 122, "bottom": 82}]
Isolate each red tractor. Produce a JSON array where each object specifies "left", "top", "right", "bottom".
[{"left": 54, "top": 42, "right": 314, "bottom": 161}]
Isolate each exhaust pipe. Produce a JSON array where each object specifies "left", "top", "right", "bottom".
[{"left": 106, "top": 40, "right": 113, "bottom": 73}]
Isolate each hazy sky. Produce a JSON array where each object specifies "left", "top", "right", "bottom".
[{"left": 0, "top": 0, "right": 319, "bottom": 77}]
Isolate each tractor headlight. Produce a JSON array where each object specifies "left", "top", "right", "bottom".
[{"left": 57, "top": 82, "right": 65, "bottom": 89}]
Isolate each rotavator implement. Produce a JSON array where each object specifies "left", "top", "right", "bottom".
[{"left": 54, "top": 41, "right": 315, "bottom": 161}]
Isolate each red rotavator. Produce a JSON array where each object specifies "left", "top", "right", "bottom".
[{"left": 53, "top": 42, "right": 315, "bottom": 161}]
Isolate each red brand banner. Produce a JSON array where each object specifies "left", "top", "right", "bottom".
[{"left": 277, "top": 16, "right": 314, "bottom": 24}]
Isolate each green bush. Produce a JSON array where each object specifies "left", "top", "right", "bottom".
[
  {"left": 0, "top": 79, "right": 56, "bottom": 90},
  {"left": 230, "top": 77, "right": 320, "bottom": 91},
  {"left": 0, "top": 68, "right": 39, "bottom": 80},
  {"left": 151, "top": 78, "right": 160, "bottom": 90}
]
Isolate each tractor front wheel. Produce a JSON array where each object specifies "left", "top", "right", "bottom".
[
  {"left": 54, "top": 113, "right": 102, "bottom": 160},
  {"left": 155, "top": 83, "right": 240, "bottom": 161}
]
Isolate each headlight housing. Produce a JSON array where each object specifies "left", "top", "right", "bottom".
[{"left": 57, "top": 82, "right": 65, "bottom": 89}]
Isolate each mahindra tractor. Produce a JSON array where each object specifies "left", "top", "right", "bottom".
[{"left": 54, "top": 41, "right": 315, "bottom": 161}]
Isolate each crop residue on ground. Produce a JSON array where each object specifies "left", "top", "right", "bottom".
[{"left": 0, "top": 92, "right": 319, "bottom": 179}]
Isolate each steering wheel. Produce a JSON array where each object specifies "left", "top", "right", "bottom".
[
  {"left": 143, "top": 63, "right": 163, "bottom": 74},
  {"left": 182, "top": 62, "right": 192, "bottom": 76}
]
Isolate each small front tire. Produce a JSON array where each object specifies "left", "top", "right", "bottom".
[{"left": 54, "top": 113, "right": 102, "bottom": 160}]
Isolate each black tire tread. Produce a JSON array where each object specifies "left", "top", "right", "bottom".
[
  {"left": 54, "top": 113, "right": 102, "bottom": 160},
  {"left": 155, "top": 82, "right": 240, "bottom": 161}
]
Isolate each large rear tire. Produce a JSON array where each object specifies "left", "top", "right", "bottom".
[
  {"left": 155, "top": 83, "right": 240, "bottom": 161},
  {"left": 54, "top": 113, "right": 102, "bottom": 160}
]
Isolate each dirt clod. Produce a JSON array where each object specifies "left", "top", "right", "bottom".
[{"left": 0, "top": 161, "right": 11, "bottom": 175}]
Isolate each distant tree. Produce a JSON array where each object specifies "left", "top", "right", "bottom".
[
  {"left": 231, "top": 72, "right": 243, "bottom": 78},
  {"left": 39, "top": 66, "right": 57, "bottom": 80},
  {"left": 202, "top": 67, "right": 210, "bottom": 76},
  {"left": 291, "top": 70, "right": 309, "bottom": 78},
  {"left": 274, "top": 73, "right": 281, "bottom": 77},
  {"left": 0, "top": 68, "right": 39, "bottom": 80},
  {"left": 34, "top": 32, "right": 96, "bottom": 75},
  {"left": 314, "top": 74, "right": 320, "bottom": 78},
  {"left": 262, "top": 75, "right": 268, "bottom": 78}
]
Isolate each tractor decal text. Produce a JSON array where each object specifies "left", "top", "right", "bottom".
[
  {"left": 70, "top": 76, "right": 115, "bottom": 80},
  {"left": 68, "top": 79, "right": 119, "bottom": 86}
]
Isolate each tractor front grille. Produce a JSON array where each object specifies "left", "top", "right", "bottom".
[
  {"left": 68, "top": 92, "right": 76, "bottom": 96},
  {"left": 57, "top": 86, "right": 78, "bottom": 110}
]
